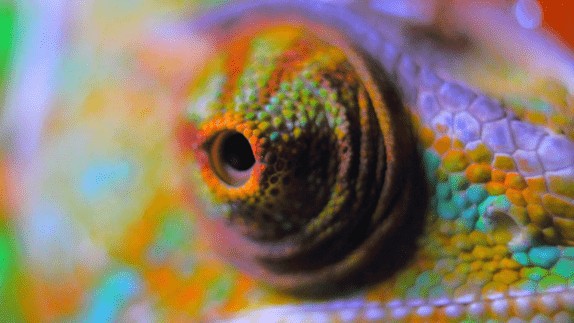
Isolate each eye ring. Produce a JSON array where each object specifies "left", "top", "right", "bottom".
[{"left": 208, "top": 131, "right": 256, "bottom": 187}]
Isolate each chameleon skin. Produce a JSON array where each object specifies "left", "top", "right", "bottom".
[
  {"left": 1, "top": 0, "right": 574, "bottom": 322},
  {"left": 179, "top": 1, "right": 574, "bottom": 321},
  {"left": 181, "top": 24, "right": 426, "bottom": 293}
]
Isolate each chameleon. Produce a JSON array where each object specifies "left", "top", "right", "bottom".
[{"left": 0, "top": 0, "right": 574, "bottom": 322}]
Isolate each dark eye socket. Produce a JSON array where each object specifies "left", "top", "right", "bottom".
[
  {"left": 207, "top": 131, "right": 255, "bottom": 187},
  {"left": 221, "top": 132, "right": 255, "bottom": 171}
]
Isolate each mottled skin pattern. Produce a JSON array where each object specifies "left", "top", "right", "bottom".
[
  {"left": 1, "top": 0, "right": 574, "bottom": 322},
  {"left": 181, "top": 1, "right": 574, "bottom": 321}
]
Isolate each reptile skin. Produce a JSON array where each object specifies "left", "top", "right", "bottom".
[{"left": 1, "top": 0, "right": 574, "bottom": 322}]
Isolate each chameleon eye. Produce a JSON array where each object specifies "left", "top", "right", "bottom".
[
  {"left": 182, "top": 19, "right": 427, "bottom": 294},
  {"left": 208, "top": 131, "right": 255, "bottom": 187},
  {"left": 181, "top": 1, "right": 574, "bottom": 301}
]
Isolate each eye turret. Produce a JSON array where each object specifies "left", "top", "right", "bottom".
[{"left": 181, "top": 23, "right": 426, "bottom": 294}]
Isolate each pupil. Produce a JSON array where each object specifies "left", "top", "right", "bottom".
[{"left": 221, "top": 132, "right": 255, "bottom": 171}]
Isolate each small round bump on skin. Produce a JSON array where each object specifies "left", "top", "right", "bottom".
[
  {"left": 553, "top": 311, "right": 573, "bottom": 323},
  {"left": 444, "top": 304, "right": 464, "bottom": 318},
  {"left": 537, "top": 135, "right": 574, "bottom": 171},
  {"left": 468, "top": 95, "right": 506, "bottom": 123},
  {"left": 538, "top": 275, "right": 568, "bottom": 292},
  {"left": 468, "top": 301, "right": 486, "bottom": 317},
  {"left": 438, "top": 82, "right": 476, "bottom": 112},
  {"left": 418, "top": 66, "right": 443, "bottom": 90},
  {"left": 429, "top": 295, "right": 451, "bottom": 307},
  {"left": 546, "top": 167, "right": 574, "bottom": 199},
  {"left": 513, "top": 296, "right": 534, "bottom": 318},
  {"left": 339, "top": 308, "right": 360, "bottom": 322},
  {"left": 510, "top": 120, "right": 547, "bottom": 151},
  {"left": 559, "top": 292, "right": 574, "bottom": 311},
  {"left": 466, "top": 141, "right": 494, "bottom": 163},
  {"left": 513, "top": 150, "right": 545, "bottom": 176},
  {"left": 431, "top": 111, "right": 454, "bottom": 135},
  {"left": 482, "top": 119, "right": 516, "bottom": 154},
  {"left": 542, "top": 194, "right": 574, "bottom": 218},
  {"left": 490, "top": 298, "right": 510, "bottom": 318},
  {"left": 453, "top": 285, "right": 480, "bottom": 304},
  {"left": 405, "top": 297, "right": 425, "bottom": 307},
  {"left": 415, "top": 305, "right": 434, "bottom": 318},
  {"left": 531, "top": 313, "right": 552, "bottom": 323},
  {"left": 418, "top": 91, "right": 441, "bottom": 123},
  {"left": 553, "top": 259, "right": 574, "bottom": 280},
  {"left": 494, "top": 154, "right": 517, "bottom": 171},
  {"left": 363, "top": 306, "right": 386, "bottom": 320},
  {"left": 538, "top": 294, "right": 560, "bottom": 315},
  {"left": 433, "top": 136, "right": 452, "bottom": 155},
  {"left": 391, "top": 306, "right": 410, "bottom": 319},
  {"left": 385, "top": 299, "right": 404, "bottom": 309},
  {"left": 454, "top": 112, "right": 481, "bottom": 144}
]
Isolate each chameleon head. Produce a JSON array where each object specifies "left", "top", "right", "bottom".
[{"left": 180, "top": 24, "right": 427, "bottom": 293}]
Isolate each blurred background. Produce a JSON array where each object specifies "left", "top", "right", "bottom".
[{"left": 0, "top": 0, "right": 571, "bottom": 321}]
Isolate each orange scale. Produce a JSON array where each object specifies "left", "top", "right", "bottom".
[
  {"left": 525, "top": 111, "right": 547, "bottom": 125},
  {"left": 235, "top": 123, "right": 246, "bottom": 132},
  {"left": 242, "top": 128, "right": 252, "bottom": 138},
  {"left": 250, "top": 131, "right": 260, "bottom": 141},
  {"left": 504, "top": 173, "right": 528, "bottom": 190},
  {"left": 546, "top": 175, "right": 574, "bottom": 199},
  {"left": 433, "top": 136, "right": 452, "bottom": 155},
  {"left": 491, "top": 169, "right": 507, "bottom": 183},
  {"left": 542, "top": 227, "right": 559, "bottom": 243},
  {"left": 500, "top": 258, "right": 522, "bottom": 270},
  {"left": 522, "top": 188, "right": 543, "bottom": 205},
  {"left": 508, "top": 205, "right": 529, "bottom": 225},
  {"left": 542, "top": 194, "right": 574, "bottom": 218},
  {"left": 467, "top": 143, "right": 493, "bottom": 163},
  {"left": 485, "top": 181, "right": 507, "bottom": 195},
  {"left": 465, "top": 163, "right": 492, "bottom": 183},
  {"left": 420, "top": 127, "right": 435, "bottom": 148},
  {"left": 452, "top": 139, "right": 465, "bottom": 150},
  {"left": 526, "top": 177, "right": 548, "bottom": 193},
  {"left": 442, "top": 150, "right": 470, "bottom": 172},
  {"left": 493, "top": 269, "right": 519, "bottom": 285},
  {"left": 481, "top": 281, "right": 508, "bottom": 296},
  {"left": 493, "top": 155, "right": 516, "bottom": 171},
  {"left": 554, "top": 218, "right": 574, "bottom": 241},
  {"left": 506, "top": 189, "right": 527, "bottom": 207}
]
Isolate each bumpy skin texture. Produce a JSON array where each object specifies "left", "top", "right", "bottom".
[
  {"left": 2, "top": 0, "right": 574, "bottom": 322},
  {"left": 180, "top": 1, "right": 574, "bottom": 321}
]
